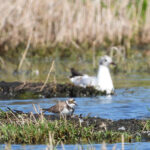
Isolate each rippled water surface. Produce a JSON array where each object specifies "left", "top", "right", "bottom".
[
  {"left": 0, "top": 87, "right": 150, "bottom": 120},
  {"left": 0, "top": 74, "right": 150, "bottom": 150}
]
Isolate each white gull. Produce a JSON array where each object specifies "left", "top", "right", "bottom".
[{"left": 70, "top": 55, "right": 115, "bottom": 94}]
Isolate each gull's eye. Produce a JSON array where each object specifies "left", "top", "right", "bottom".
[{"left": 104, "top": 59, "right": 107, "bottom": 62}]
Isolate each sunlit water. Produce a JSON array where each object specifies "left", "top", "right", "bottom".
[
  {"left": 0, "top": 87, "right": 150, "bottom": 120},
  {"left": 1, "top": 142, "right": 150, "bottom": 150}
]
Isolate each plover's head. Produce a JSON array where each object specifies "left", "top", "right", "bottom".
[
  {"left": 66, "top": 98, "right": 77, "bottom": 108},
  {"left": 99, "top": 55, "right": 115, "bottom": 67}
]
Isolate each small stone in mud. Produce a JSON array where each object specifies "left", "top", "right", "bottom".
[{"left": 118, "top": 126, "right": 126, "bottom": 131}]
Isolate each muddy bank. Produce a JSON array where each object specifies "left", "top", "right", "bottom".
[
  {"left": 2, "top": 109, "right": 149, "bottom": 141},
  {"left": 0, "top": 81, "right": 106, "bottom": 99}
]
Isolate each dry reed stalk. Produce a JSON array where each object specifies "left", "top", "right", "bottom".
[
  {"left": 40, "top": 60, "right": 55, "bottom": 91},
  {"left": 4, "top": 143, "right": 11, "bottom": 150},
  {"left": 6, "top": 112, "right": 13, "bottom": 124},
  {"left": 30, "top": 111, "right": 38, "bottom": 124},
  {"left": 0, "top": 57, "right": 5, "bottom": 68},
  {"left": 32, "top": 104, "right": 39, "bottom": 115},
  {"left": 121, "top": 134, "right": 124, "bottom": 150},
  {"left": 46, "top": 132, "right": 57, "bottom": 150},
  {"left": 38, "top": 105, "right": 45, "bottom": 123},
  {"left": 101, "top": 141, "right": 107, "bottom": 150},
  {"left": 17, "top": 30, "right": 32, "bottom": 71},
  {"left": 8, "top": 110, "right": 20, "bottom": 123},
  {"left": 112, "top": 144, "right": 117, "bottom": 150},
  {"left": 61, "top": 142, "right": 65, "bottom": 150}
]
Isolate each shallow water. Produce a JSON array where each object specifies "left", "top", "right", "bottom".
[
  {"left": 0, "top": 87, "right": 150, "bottom": 120},
  {"left": 1, "top": 142, "right": 150, "bottom": 150},
  {"left": 0, "top": 74, "right": 150, "bottom": 149}
]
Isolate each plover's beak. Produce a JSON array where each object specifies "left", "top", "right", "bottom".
[
  {"left": 111, "top": 62, "right": 116, "bottom": 66},
  {"left": 74, "top": 102, "right": 78, "bottom": 106}
]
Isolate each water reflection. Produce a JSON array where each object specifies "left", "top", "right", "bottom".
[{"left": 1, "top": 142, "right": 150, "bottom": 150}]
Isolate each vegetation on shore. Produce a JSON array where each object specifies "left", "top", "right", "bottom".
[{"left": 0, "top": 110, "right": 147, "bottom": 144}]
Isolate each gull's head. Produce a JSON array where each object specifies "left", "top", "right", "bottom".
[
  {"left": 99, "top": 55, "right": 115, "bottom": 67},
  {"left": 66, "top": 98, "right": 77, "bottom": 108}
]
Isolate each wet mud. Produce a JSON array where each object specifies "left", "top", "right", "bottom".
[{"left": 0, "top": 81, "right": 105, "bottom": 99}]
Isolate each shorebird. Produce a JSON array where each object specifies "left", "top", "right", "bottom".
[
  {"left": 42, "top": 98, "right": 77, "bottom": 116},
  {"left": 70, "top": 55, "right": 115, "bottom": 94}
]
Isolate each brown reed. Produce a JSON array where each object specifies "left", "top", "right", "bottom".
[{"left": 0, "top": 0, "right": 150, "bottom": 51}]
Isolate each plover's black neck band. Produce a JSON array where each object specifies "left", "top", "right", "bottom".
[{"left": 66, "top": 102, "right": 73, "bottom": 110}]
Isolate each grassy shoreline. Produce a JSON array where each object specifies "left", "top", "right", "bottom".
[{"left": 0, "top": 110, "right": 149, "bottom": 144}]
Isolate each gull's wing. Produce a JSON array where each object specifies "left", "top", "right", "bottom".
[{"left": 70, "top": 75, "right": 97, "bottom": 87}]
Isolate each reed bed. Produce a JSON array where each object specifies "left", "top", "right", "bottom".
[{"left": 0, "top": 0, "right": 150, "bottom": 52}]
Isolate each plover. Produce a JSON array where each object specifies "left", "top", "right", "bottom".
[
  {"left": 42, "top": 98, "right": 77, "bottom": 116},
  {"left": 70, "top": 55, "right": 115, "bottom": 94}
]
